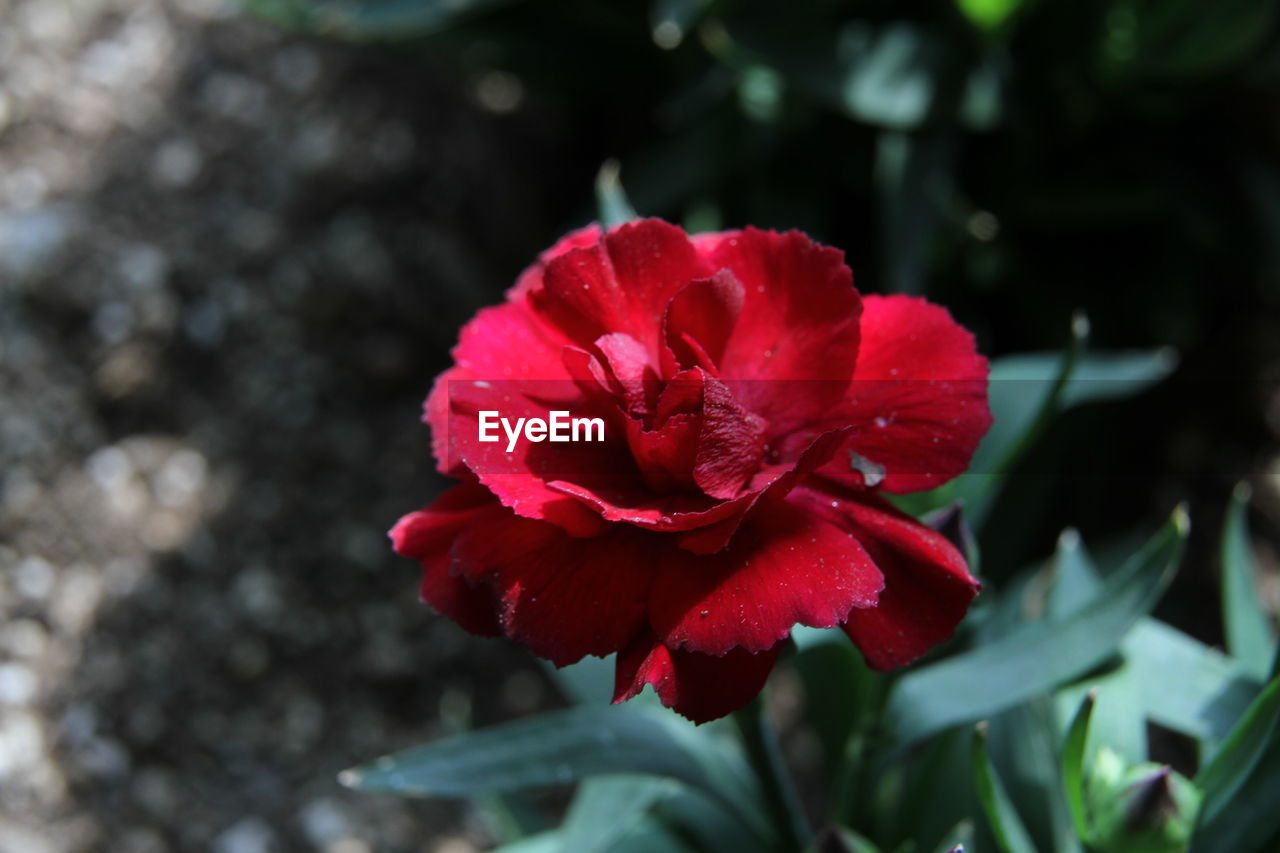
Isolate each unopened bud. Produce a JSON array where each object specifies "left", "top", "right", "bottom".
[{"left": 1087, "top": 750, "right": 1201, "bottom": 853}]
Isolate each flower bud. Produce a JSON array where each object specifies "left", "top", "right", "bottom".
[{"left": 1086, "top": 748, "right": 1201, "bottom": 853}]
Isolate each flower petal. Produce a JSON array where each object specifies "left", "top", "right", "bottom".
[
  {"left": 389, "top": 482, "right": 504, "bottom": 636},
  {"left": 613, "top": 630, "right": 782, "bottom": 724},
  {"left": 448, "top": 511, "right": 655, "bottom": 666},
  {"left": 661, "top": 269, "right": 745, "bottom": 375},
  {"left": 532, "top": 219, "right": 710, "bottom": 354},
  {"left": 648, "top": 497, "right": 884, "bottom": 655},
  {"left": 509, "top": 224, "right": 604, "bottom": 298},
  {"left": 696, "top": 228, "right": 861, "bottom": 433},
  {"left": 807, "top": 294, "right": 992, "bottom": 493},
  {"left": 791, "top": 482, "right": 980, "bottom": 669}
]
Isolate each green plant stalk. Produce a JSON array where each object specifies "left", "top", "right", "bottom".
[{"left": 732, "top": 695, "right": 812, "bottom": 852}]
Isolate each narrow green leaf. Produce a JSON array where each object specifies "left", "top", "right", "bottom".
[
  {"left": 972, "top": 723, "right": 1037, "bottom": 853},
  {"left": 1221, "top": 482, "right": 1275, "bottom": 680},
  {"left": 732, "top": 697, "right": 811, "bottom": 850},
  {"left": 794, "top": 641, "right": 883, "bottom": 780},
  {"left": 561, "top": 775, "right": 679, "bottom": 853},
  {"left": 886, "top": 508, "right": 1187, "bottom": 744},
  {"left": 338, "top": 706, "right": 772, "bottom": 843},
  {"left": 971, "top": 339, "right": 1177, "bottom": 484},
  {"left": 652, "top": 785, "right": 764, "bottom": 853},
  {"left": 1061, "top": 690, "right": 1097, "bottom": 840},
  {"left": 968, "top": 313, "right": 1090, "bottom": 484},
  {"left": 1194, "top": 670, "right": 1280, "bottom": 825},
  {"left": 1190, "top": 734, "right": 1280, "bottom": 853},
  {"left": 596, "top": 160, "right": 638, "bottom": 228},
  {"left": 496, "top": 815, "right": 696, "bottom": 853},
  {"left": 1122, "top": 619, "right": 1262, "bottom": 745},
  {"left": 933, "top": 819, "right": 974, "bottom": 853},
  {"left": 813, "top": 826, "right": 883, "bottom": 853}
]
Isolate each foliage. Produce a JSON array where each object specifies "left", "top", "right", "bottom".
[{"left": 237, "top": 1, "right": 1280, "bottom": 849}]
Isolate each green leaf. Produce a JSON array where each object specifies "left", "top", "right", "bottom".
[
  {"left": 1061, "top": 690, "right": 1097, "bottom": 840},
  {"left": 1122, "top": 619, "right": 1263, "bottom": 746},
  {"left": 561, "top": 775, "right": 680, "bottom": 853},
  {"left": 495, "top": 815, "right": 696, "bottom": 853},
  {"left": 885, "top": 507, "right": 1187, "bottom": 744},
  {"left": 960, "top": 338, "right": 1177, "bottom": 528},
  {"left": 596, "top": 160, "right": 639, "bottom": 229},
  {"left": 1047, "top": 534, "right": 1148, "bottom": 765},
  {"left": 1043, "top": 534, "right": 1262, "bottom": 750},
  {"left": 339, "top": 706, "right": 772, "bottom": 843},
  {"left": 812, "top": 826, "right": 883, "bottom": 853},
  {"left": 955, "top": 0, "right": 1026, "bottom": 32},
  {"left": 544, "top": 653, "right": 617, "bottom": 706},
  {"left": 723, "top": 19, "right": 999, "bottom": 131},
  {"left": 1194, "top": 669, "right": 1280, "bottom": 825},
  {"left": 1220, "top": 482, "right": 1275, "bottom": 680},
  {"left": 972, "top": 723, "right": 1037, "bottom": 853},
  {"left": 794, "top": 640, "right": 884, "bottom": 780},
  {"left": 238, "top": 0, "right": 516, "bottom": 39},
  {"left": 933, "top": 820, "right": 975, "bottom": 853},
  {"left": 1190, "top": 735, "right": 1280, "bottom": 853},
  {"left": 490, "top": 831, "right": 563, "bottom": 853},
  {"left": 652, "top": 784, "right": 765, "bottom": 853}
]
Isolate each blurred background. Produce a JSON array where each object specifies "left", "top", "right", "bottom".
[{"left": 1, "top": 0, "right": 1279, "bottom": 850}]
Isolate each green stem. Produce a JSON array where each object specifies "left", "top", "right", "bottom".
[{"left": 733, "top": 695, "right": 812, "bottom": 852}]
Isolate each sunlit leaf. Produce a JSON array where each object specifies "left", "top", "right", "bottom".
[
  {"left": 596, "top": 160, "right": 640, "bottom": 228},
  {"left": 885, "top": 508, "right": 1186, "bottom": 744},
  {"left": 338, "top": 706, "right": 773, "bottom": 843},
  {"left": 1061, "top": 690, "right": 1096, "bottom": 840},
  {"left": 1122, "top": 619, "right": 1263, "bottom": 746},
  {"left": 1220, "top": 482, "right": 1275, "bottom": 680}
]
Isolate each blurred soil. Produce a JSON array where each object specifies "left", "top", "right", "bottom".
[{"left": 0, "top": 1, "right": 577, "bottom": 850}]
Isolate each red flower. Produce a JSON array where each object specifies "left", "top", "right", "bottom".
[{"left": 391, "top": 220, "right": 991, "bottom": 723}]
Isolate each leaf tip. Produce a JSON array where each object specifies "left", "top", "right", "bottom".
[
  {"left": 1173, "top": 503, "right": 1191, "bottom": 536},
  {"left": 337, "top": 768, "right": 362, "bottom": 789},
  {"left": 1071, "top": 310, "right": 1091, "bottom": 341},
  {"left": 1232, "top": 481, "right": 1252, "bottom": 504}
]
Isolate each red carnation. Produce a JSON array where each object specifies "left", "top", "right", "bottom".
[{"left": 391, "top": 219, "right": 992, "bottom": 723}]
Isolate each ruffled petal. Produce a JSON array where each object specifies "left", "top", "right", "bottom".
[
  {"left": 805, "top": 294, "right": 992, "bottom": 493},
  {"left": 613, "top": 630, "right": 782, "bottom": 724},
  {"left": 532, "top": 219, "right": 711, "bottom": 354},
  {"left": 791, "top": 482, "right": 980, "bottom": 669},
  {"left": 648, "top": 497, "right": 884, "bottom": 655},
  {"left": 509, "top": 224, "right": 604, "bottom": 299},
  {"left": 448, "top": 512, "right": 655, "bottom": 666},
  {"left": 661, "top": 270, "right": 745, "bottom": 376},
  {"left": 425, "top": 300, "right": 575, "bottom": 476},
  {"left": 695, "top": 228, "right": 861, "bottom": 434},
  {"left": 389, "top": 482, "right": 504, "bottom": 636}
]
